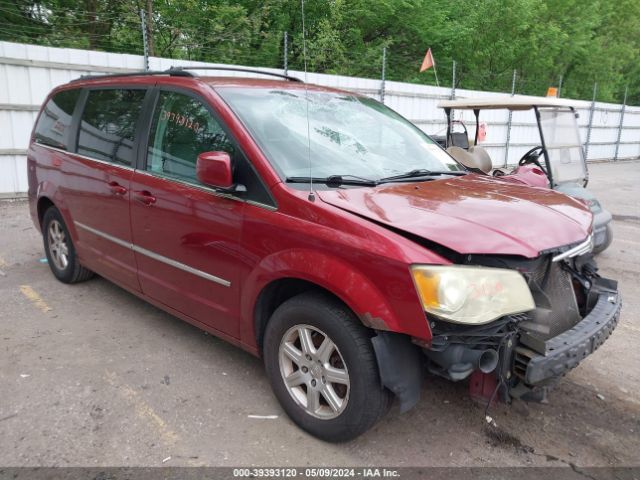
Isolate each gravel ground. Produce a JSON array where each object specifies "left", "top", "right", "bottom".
[{"left": 0, "top": 160, "right": 639, "bottom": 468}]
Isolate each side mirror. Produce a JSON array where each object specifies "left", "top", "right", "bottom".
[{"left": 196, "top": 151, "right": 233, "bottom": 189}]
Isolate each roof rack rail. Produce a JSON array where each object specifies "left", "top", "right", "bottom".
[
  {"left": 73, "top": 66, "right": 302, "bottom": 83},
  {"left": 167, "top": 66, "right": 302, "bottom": 82},
  {"left": 73, "top": 69, "right": 193, "bottom": 82}
]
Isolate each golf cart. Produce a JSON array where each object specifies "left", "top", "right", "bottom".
[{"left": 437, "top": 97, "right": 613, "bottom": 253}]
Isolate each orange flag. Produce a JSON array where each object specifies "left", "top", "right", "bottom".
[{"left": 420, "top": 48, "right": 435, "bottom": 72}]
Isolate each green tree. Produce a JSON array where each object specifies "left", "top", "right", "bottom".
[{"left": 0, "top": 0, "right": 637, "bottom": 103}]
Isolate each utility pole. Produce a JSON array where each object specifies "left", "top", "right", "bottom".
[
  {"left": 558, "top": 74, "right": 563, "bottom": 98},
  {"left": 614, "top": 85, "right": 628, "bottom": 162},
  {"left": 585, "top": 82, "right": 597, "bottom": 161},
  {"left": 140, "top": 9, "right": 149, "bottom": 71},
  {"left": 146, "top": 0, "right": 155, "bottom": 57},
  {"left": 380, "top": 46, "right": 387, "bottom": 104},
  {"left": 86, "top": 0, "right": 98, "bottom": 50},
  {"left": 283, "top": 31, "right": 289, "bottom": 76},
  {"left": 503, "top": 69, "right": 517, "bottom": 166},
  {"left": 450, "top": 60, "right": 456, "bottom": 100}
]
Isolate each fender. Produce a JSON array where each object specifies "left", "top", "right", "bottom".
[{"left": 240, "top": 248, "right": 430, "bottom": 349}]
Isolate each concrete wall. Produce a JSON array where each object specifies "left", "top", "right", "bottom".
[{"left": 1, "top": 40, "right": 639, "bottom": 197}]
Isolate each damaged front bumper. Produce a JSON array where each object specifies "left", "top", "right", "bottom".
[
  {"left": 372, "top": 256, "right": 621, "bottom": 411},
  {"left": 514, "top": 287, "right": 621, "bottom": 386}
]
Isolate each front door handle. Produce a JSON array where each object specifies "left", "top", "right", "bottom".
[
  {"left": 108, "top": 181, "right": 127, "bottom": 195},
  {"left": 134, "top": 190, "right": 157, "bottom": 206}
]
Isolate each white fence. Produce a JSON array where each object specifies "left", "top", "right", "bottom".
[{"left": 1, "top": 40, "right": 639, "bottom": 197}]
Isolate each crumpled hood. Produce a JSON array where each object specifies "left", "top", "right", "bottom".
[{"left": 318, "top": 174, "right": 593, "bottom": 258}]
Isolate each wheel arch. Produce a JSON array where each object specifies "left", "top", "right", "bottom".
[
  {"left": 243, "top": 248, "right": 414, "bottom": 355},
  {"left": 36, "top": 196, "right": 55, "bottom": 228},
  {"left": 34, "top": 185, "right": 77, "bottom": 240},
  {"left": 253, "top": 277, "right": 353, "bottom": 354}
]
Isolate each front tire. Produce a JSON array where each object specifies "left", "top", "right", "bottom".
[
  {"left": 263, "top": 291, "right": 390, "bottom": 442},
  {"left": 42, "top": 207, "right": 94, "bottom": 284}
]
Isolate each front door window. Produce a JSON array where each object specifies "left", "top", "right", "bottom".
[
  {"left": 147, "top": 91, "right": 235, "bottom": 184},
  {"left": 145, "top": 90, "right": 274, "bottom": 207}
]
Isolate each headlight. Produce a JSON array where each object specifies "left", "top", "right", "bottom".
[{"left": 411, "top": 265, "right": 535, "bottom": 325}]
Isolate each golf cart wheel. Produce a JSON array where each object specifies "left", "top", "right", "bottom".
[
  {"left": 42, "top": 206, "right": 94, "bottom": 284},
  {"left": 593, "top": 224, "right": 613, "bottom": 254},
  {"left": 263, "top": 291, "right": 391, "bottom": 442}
]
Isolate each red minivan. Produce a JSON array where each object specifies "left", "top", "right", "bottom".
[{"left": 27, "top": 67, "right": 620, "bottom": 441}]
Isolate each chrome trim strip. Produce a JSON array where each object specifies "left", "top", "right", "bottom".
[
  {"left": 246, "top": 199, "right": 278, "bottom": 212},
  {"left": 75, "top": 221, "right": 132, "bottom": 249},
  {"left": 74, "top": 221, "right": 231, "bottom": 287},
  {"left": 37, "top": 143, "right": 135, "bottom": 171},
  {"left": 552, "top": 234, "right": 594, "bottom": 262},
  {"left": 132, "top": 244, "right": 231, "bottom": 287},
  {"left": 134, "top": 169, "right": 241, "bottom": 203},
  {"left": 35, "top": 143, "right": 69, "bottom": 155}
]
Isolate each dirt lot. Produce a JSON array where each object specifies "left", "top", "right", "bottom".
[{"left": 0, "top": 160, "right": 639, "bottom": 469}]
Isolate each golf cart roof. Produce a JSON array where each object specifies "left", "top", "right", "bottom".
[{"left": 438, "top": 96, "right": 583, "bottom": 111}]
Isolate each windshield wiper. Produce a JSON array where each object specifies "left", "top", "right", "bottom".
[
  {"left": 379, "top": 169, "right": 468, "bottom": 183},
  {"left": 286, "top": 169, "right": 467, "bottom": 187},
  {"left": 286, "top": 175, "right": 379, "bottom": 187}
]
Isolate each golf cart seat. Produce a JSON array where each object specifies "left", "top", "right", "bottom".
[{"left": 446, "top": 146, "right": 492, "bottom": 174}]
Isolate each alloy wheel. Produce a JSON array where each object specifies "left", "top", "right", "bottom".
[
  {"left": 278, "top": 324, "right": 350, "bottom": 419},
  {"left": 47, "top": 219, "right": 69, "bottom": 270}
]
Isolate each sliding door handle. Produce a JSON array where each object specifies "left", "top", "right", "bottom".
[
  {"left": 108, "top": 181, "right": 127, "bottom": 195},
  {"left": 133, "top": 190, "right": 157, "bottom": 206}
]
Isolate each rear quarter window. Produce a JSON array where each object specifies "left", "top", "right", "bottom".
[
  {"left": 77, "top": 89, "right": 147, "bottom": 166},
  {"left": 34, "top": 89, "right": 81, "bottom": 150}
]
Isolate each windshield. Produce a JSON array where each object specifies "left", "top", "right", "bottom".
[
  {"left": 539, "top": 107, "right": 587, "bottom": 184},
  {"left": 216, "top": 87, "right": 463, "bottom": 181}
]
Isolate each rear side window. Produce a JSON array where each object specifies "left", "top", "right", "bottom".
[
  {"left": 34, "top": 89, "right": 80, "bottom": 150},
  {"left": 77, "top": 89, "right": 146, "bottom": 166}
]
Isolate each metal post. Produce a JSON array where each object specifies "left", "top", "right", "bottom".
[
  {"left": 380, "top": 46, "right": 387, "bottom": 104},
  {"left": 585, "top": 82, "right": 597, "bottom": 161},
  {"left": 558, "top": 74, "right": 563, "bottom": 98},
  {"left": 614, "top": 85, "right": 628, "bottom": 161},
  {"left": 283, "top": 31, "right": 288, "bottom": 76},
  {"left": 503, "top": 69, "right": 517, "bottom": 166},
  {"left": 450, "top": 60, "right": 456, "bottom": 100},
  {"left": 140, "top": 9, "right": 149, "bottom": 71}
]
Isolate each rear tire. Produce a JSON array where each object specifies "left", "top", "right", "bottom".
[
  {"left": 42, "top": 207, "right": 94, "bottom": 284},
  {"left": 263, "top": 291, "right": 391, "bottom": 442}
]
